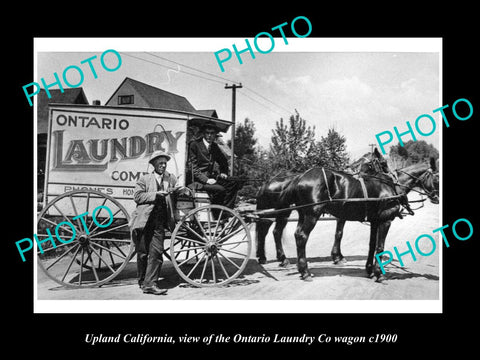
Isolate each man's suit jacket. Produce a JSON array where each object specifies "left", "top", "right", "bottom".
[
  {"left": 129, "top": 171, "right": 177, "bottom": 232},
  {"left": 188, "top": 138, "right": 229, "bottom": 184}
]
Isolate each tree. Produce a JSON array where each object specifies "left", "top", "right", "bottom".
[
  {"left": 319, "top": 127, "right": 350, "bottom": 170},
  {"left": 227, "top": 118, "right": 265, "bottom": 198},
  {"left": 389, "top": 140, "right": 439, "bottom": 167},
  {"left": 269, "top": 110, "right": 317, "bottom": 172},
  {"left": 228, "top": 113, "right": 351, "bottom": 199},
  {"left": 228, "top": 118, "right": 258, "bottom": 177}
]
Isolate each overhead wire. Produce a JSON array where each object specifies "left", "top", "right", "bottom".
[
  {"left": 145, "top": 53, "right": 294, "bottom": 116},
  {"left": 237, "top": 91, "right": 289, "bottom": 118},
  {"left": 120, "top": 52, "right": 295, "bottom": 118},
  {"left": 242, "top": 86, "right": 294, "bottom": 116},
  {"left": 120, "top": 52, "right": 226, "bottom": 85},
  {"left": 145, "top": 52, "right": 241, "bottom": 86}
]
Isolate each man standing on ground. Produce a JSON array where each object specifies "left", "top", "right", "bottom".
[{"left": 130, "top": 151, "right": 177, "bottom": 295}]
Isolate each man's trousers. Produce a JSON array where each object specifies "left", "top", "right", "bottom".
[{"left": 132, "top": 202, "right": 166, "bottom": 287}]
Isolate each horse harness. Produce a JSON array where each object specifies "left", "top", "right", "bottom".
[
  {"left": 358, "top": 177, "right": 370, "bottom": 221},
  {"left": 395, "top": 168, "right": 438, "bottom": 199},
  {"left": 297, "top": 167, "right": 407, "bottom": 221},
  {"left": 254, "top": 162, "right": 434, "bottom": 221}
]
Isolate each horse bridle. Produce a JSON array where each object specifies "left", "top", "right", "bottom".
[
  {"left": 360, "top": 163, "right": 438, "bottom": 217},
  {"left": 394, "top": 168, "right": 439, "bottom": 199}
]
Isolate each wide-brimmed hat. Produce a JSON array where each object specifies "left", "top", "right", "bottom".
[
  {"left": 149, "top": 150, "right": 171, "bottom": 164},
  {"left": 201, "top": 121, "right": 221, "bottom": 133}
]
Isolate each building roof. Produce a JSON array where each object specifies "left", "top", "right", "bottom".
[
  {"left": 37, "top": 88, "right": 89, "bottom": 134},
  {"left": 195, "top": 109, "right": 218, "bottom": 118},
  {"left": 105, "top": 77, "right": 197, "bottom": 113}
]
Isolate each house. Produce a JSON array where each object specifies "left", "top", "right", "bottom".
[
  {"left": 105, "top": 77, "right": 199, "bottom": 113},
  {"left": 105, "top": 77, "right": 220, "bottom": 118},
  {"left": 37, "top": 88, "right": 89, "bottom": 134},
  {"left": 105, "top": 76, "right": 228, "bottom": 139},
  {"left": 37, "top": 78, "right": 230, "bottom": 195},
  {"left": 105, "top": 77, "right": 231, "bottom": 172},
  {"left": 37, "top": 88, "right": 89, "bottom": 195},
  {"left": 195, "top": 109, "right": 219, "bottom": 118}
]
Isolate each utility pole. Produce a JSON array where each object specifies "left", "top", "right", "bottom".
[
  {"left": 368, "top": 143, "right": 376, "bottom": 153},
  {"left": 225, "top": 83, "right": 242, "bottom": 176}
]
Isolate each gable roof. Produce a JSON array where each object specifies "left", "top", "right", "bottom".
[
  {"left": 105, "top": 77, "right": 197, "bottom": 113},
  {"left": 195, "top": 109, "right": 218, "bottom": 118},
  {"left": 37, "top": 88, "right": 89, "bottom": 134}
]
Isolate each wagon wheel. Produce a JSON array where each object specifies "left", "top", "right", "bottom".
[
  {"left": 37, "top": 189, "right": 134, "bottom": 288},
  {"left": 170, "top": 204, "right": 252, "bottom": 287}
]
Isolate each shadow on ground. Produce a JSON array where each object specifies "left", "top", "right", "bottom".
[
  {"left": 95, "top": 257, "right": 275, "bottom": 290},
  {"left": 272, "top": 255, "right": 439, "bottom": 282},
  {"left": 46, "top": 253, "right": 438, "bottom": 291}
]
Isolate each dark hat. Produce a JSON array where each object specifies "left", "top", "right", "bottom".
[
  {"left": 201, "top": 121, "right": 221, "bottom": 132},
  {"left": 149, "top": 150, "right": 171, "bottom": 164}
]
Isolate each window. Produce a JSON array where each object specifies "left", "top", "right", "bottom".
[{"left": 118, "top": 95, "right": 134, "bottom": 105}]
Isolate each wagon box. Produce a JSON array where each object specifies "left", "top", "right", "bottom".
[
  {"left": 36, "top": 104, "right": 239, "bottom": 288},
  {"left": 44, "top": 104, "right": 231, "bottom": 216}
]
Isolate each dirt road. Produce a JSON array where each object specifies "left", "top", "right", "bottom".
[{"left": 36, "top": 197, "right": 440, "bottom": 305}]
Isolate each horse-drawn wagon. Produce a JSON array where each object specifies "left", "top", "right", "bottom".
[
  {"left": 37, "top": 104, "right": 253, "bottom": 288},
  {"left": 37, "top": 104, "right": 439, "bottom": 290}
]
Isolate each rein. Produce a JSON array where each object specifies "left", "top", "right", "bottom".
[
  {"left": 361, "top": 166, "right": 439, "bottom": 217},
  {"left": 394, "top": 168, "right": 438, "bottom": 198},
  {"left": 363, "top": 167, "right": 436, "bottom": 200},
  {"left": 254, "top": 166, "right": 409, "bottom": 218},
  {"left": 250, "top": 193, "right": 407, "bottom": 219}
]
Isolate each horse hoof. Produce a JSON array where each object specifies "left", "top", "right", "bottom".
[
  {"left": 258, "top": 258, "right": 266, "bottom": 265},
  {"left": 333, "top": 257, "right": 347, "bottom": 265},
  {"left": 375, "top": 274, "right": 386, "bottom": 283},
  {"left": 278, "top": 258, "right": 290, "bottom": 267}
]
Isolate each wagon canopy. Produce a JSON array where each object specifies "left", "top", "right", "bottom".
[{"left": 187, "top": 116, "right": 232, "bottom": 133}]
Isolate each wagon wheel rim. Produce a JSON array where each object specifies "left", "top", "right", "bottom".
[
  {"left": 170, "top": 204, "right": 252, "bottom": 288},
  {"left": 36, "top": 189, "right": 134, "bottom": 288}
]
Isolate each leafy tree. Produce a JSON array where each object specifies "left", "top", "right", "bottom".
[
  {"left": 269, "top": 110, "right": 317, "bottom": 172},
  {"left": 227, "top": 118, "right": 267, "bottom": 198},
  {"left": 227, "top": 113, "right": 351, "bottom": 200},
  {"left": 229, "top": 118, "right": 256, "bottom": 158},
  {"left": 319, "top": 127, "right": 350, "bottom": 170},
  {"left": 269, "top": 112, "right": 350, "bottom": 173},
  {"left": 228, "top": 118, "right": 258, "bottom": 176},
  {"left": 389, "top": 140, "right": 439, "bottom": 167}
]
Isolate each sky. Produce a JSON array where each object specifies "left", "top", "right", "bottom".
[{"left": 35, "top": 38, "right": 441, "bottom": 160}]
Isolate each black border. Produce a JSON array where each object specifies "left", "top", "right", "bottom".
[{"left": 8, "top": 5, "right": 479, "bottom": 355}]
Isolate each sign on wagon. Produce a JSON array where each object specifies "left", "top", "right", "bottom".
[{"left": 45, "top": 105, "right": 188, "bottom": 216}]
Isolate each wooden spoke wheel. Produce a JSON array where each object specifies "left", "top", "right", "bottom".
[
  {"left": 170, "top": 205, "right": 252, "bottom": 287},
  {"left": 36, "top": 190, "right": 134, "bottom": 288}
]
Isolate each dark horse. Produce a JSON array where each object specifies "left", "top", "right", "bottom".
[
  {"left": 255, "top": 150, "right": 389, "bottom": 268},
  {"left": 255, "top": 150, "right": 438, "bottom": 281},
  {"left": 330, "top": 157, "right": 439, "bottom": 269}
]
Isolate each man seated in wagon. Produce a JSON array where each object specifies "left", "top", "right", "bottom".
[{"left": 187, "top": 121, "right": 240, "bottom": 219}]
